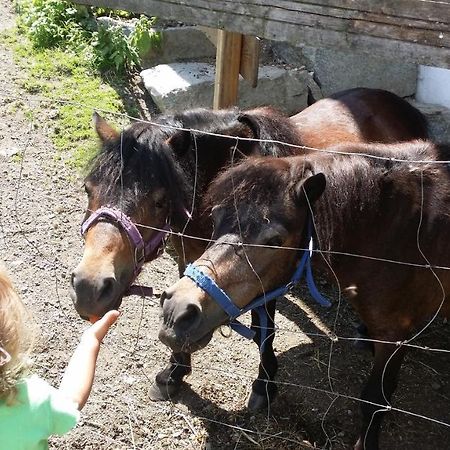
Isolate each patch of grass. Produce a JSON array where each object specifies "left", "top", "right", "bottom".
[
  {"left": 3, "top": 27, "right": 128, "bottom": 170},
  {"left": 3, "top": 1, "right": 161, "bottom": 171}
]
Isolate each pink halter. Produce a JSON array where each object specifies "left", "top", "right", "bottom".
[{"left": 81, "top": 206, "right": 170, "bottom": 297}]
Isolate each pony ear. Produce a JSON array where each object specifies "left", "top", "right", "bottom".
[
  {"left": 166, "top": 130, "right": 192, "bottom": 157},
  {"left": 294, "top": 173, "right": 326, "bottom": 207},
  {"left": 93, "top": 112, "right": 119, "bottom": 142},
  {"left": 237, "top": 112, "right": 260, "bottom": 138}
]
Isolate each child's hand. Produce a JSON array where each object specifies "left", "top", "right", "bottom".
[
  {"left": 81, "top": 310, "right": 120, "bottom": 347},
  {"left": 60, "top": 310, "right": 120, "bottom": 410}
]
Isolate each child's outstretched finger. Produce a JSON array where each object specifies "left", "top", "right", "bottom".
[{"left": 89, "top": 310, "right": 120, "bottom": 342}]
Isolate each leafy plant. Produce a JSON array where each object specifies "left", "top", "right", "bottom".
[
  {"left": 130, "top": 15, "right": 161, "bottom": 58},
  {"left": 91, "top": 24, "right": 139, "bottom": 73},
  {"left": 16, "top": 0, "right": 160, "bottom": 74},
  {"left": 16, "top": 0, "right": 91, "bottom": 49},
  {"left": 93, "top": 7, "right": 137, "bottom": 19}
]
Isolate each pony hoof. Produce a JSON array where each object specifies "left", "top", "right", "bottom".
[
  {"left": 148, "top": 382, "right": 181, "bottom": 401},
  {"left": 247, "top": 391, "right": 270, "bottom": 411}
]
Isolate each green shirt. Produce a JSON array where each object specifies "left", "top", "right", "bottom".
[{"left": 0, "top": 375, "right": 79, "bottom": 450}]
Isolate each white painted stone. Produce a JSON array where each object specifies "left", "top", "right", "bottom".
[
  {"left": 417, "top": 66, "right": 450, "bottom": 109},
  {"left": 140, "top": 62, "right": 309, "bottom": 114},
  {"left": 141, "top": 63, "right": 215, "bottom": 112}
]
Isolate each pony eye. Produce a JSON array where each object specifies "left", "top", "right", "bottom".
[
  {"left": 155, "top": 201, "right": 163, "bottom": 209},
  {"left": 84, "top": 181, "right": 94, "bottom": 197}
]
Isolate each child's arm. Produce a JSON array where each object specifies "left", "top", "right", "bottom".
[{"left": 59, "top": 310, "right": 119, "bottom": 410}]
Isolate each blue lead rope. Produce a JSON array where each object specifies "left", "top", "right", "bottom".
[{"left": 183, "top": 221, "right": 330, "bottom": 351}]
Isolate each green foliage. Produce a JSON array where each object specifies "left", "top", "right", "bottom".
[
  {"left": 16, "top": 0, "right": 160, "bottom": 74},
  {"left": 8, "top": 29, "right": 128, "bottom": 169},
  {"left": 91, "top": 25, "right": 139, "bottom": 73},
  {"left": 93, "top": 7, "right": 136, "bottom": 19},
  {"left": 130, "top": 15, "right": 161, "bottom": 57},
  {"left": 16, "top": 0, "right": 91, "bottom": 49}
]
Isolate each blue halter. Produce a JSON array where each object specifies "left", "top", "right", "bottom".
[{"left": 183, "top": 219, "right": 331, "bottom": 351}]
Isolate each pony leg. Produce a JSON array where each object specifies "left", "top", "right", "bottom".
[
  {"left": 247, "top": 299, "right": 278, "bottom": 411},
  {"left": 354, "top": 322, "right": 375, "bottom": 354},
  {"left": 149, "top": 351, "right": 192, "bottom": 401},
  {"left": 355, "top": 341, "right": 406, "bottom": 450}
]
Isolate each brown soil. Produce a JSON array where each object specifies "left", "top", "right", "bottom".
[{"left": 1, "top": 2, "right": 449, "bottom": 449}]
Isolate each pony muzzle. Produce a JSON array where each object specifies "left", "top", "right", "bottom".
[
  {"left": 70, "top": 266, "right": 122, "bottom": 319},
  {"left": 159, "top": 283, "right": 214, "bottom": 352}
]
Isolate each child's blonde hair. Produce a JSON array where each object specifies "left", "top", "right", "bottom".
[{"left": 0, "top": 266, "right": 35, "bottom": 402}]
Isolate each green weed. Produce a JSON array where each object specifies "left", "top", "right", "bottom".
[
  {"left": 7, "top": 30, "right": 127, "bottom": 169},
  {"left": 16, "top": 0, "right": 160, "bottom": 74},
  {"left": 5, "top": 1, "right": 158, "bottom": 170}
]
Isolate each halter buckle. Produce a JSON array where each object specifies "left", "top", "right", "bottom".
[
  {"left": 220, "top": 324, "right": 232, "bottom": 338},
  {"left": 135, "top": 246, "right": 146, "bottom": 266}
]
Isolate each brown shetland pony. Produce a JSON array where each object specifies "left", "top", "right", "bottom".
[
  {"left": 292, "top": 88, "right": 428, "bottom": 148},
  {"left": 159, "top": 140, "right": 450, "bottom": 450},
  {"left": 70, "top": 88, "right": 427, "bottom": 404}
]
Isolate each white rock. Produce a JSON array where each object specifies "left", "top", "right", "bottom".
[{"left": 141, "top": 62, "right": 309, "bottom": 114}]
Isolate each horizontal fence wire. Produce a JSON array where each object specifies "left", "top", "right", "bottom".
[{"left": 1, "top": 87, "right": 449, "bottom": 448}]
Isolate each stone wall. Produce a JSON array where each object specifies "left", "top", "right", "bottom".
[{"left": 97, "top": 17, "right": 450, "bottom": 140}]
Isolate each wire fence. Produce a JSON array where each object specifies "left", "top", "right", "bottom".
[{"left": 0, "top": 87, "right": 449, "bottom": 449}]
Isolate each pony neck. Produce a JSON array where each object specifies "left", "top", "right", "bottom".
[{"left": 310, "top": 153, "right": 383, "bottom": 255}]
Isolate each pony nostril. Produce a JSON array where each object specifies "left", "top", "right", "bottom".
[
  {"left": 71, "top": 270, "right": 81, "bottom": 290},
  {"left": 175, "top": 304, "right": 201, "bottom": 332},
  {"left": 98, "top": 277, "right": 115, "bottom": 302},
  {"left": 160, "top": 290, "right": 170, "bottom": 307}
]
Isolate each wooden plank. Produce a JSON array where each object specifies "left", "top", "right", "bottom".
[
  {"left": 264, "top": 5, "right": 450, "bottom": 47},
  {"left": 75, "top": 0, "right": 450, "bottom": 27},
  {"left": 284, "top": 0, "right": 450, "bottom": 23},
  {"left": 240, "top": 36, "right": 260, "bottom": 88},
  {"left": 213, "top": 30, "right": 242, "bottom": 109},
  {"left": 75, "top": 0, "right": 450, "bottom": 68},
  {"left": 264, "top": 1, "right": 450, "bottom": 31}
]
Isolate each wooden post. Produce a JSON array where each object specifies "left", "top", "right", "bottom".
[
  {"left": 240, "top": 36, "right": 260, "bottom": 88},
  {"left": 213, "top": 30, "right": 242, "bottom": 109}
]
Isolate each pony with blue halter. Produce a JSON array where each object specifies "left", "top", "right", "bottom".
[
  {"left": 159, "top": 140, "right": 450, "bottom": 450},
  {"left": 183, "top": 218, "right": 330, "bottom": 350}
]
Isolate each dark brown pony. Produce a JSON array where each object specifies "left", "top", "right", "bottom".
[
  {"left": 293, "top": 88, "right": 428, "bottom": 148},
  {"left": 159, "top": 141, "right": 450, "bottom": 450},
  {"left": 70, "top": 88, "right": 427, "bottom": 403}
]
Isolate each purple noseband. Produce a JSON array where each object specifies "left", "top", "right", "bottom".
[{"left": 81, "top": 206, "right": 170, "bottom": 297}]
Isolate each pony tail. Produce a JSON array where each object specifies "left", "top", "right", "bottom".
[{"left": 0, "top": 267, "right": 36, "bottom": 403}]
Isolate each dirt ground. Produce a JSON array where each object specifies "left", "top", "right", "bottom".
[{"left": 1, "top": 2, "right": 449, "bottom": 449}]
